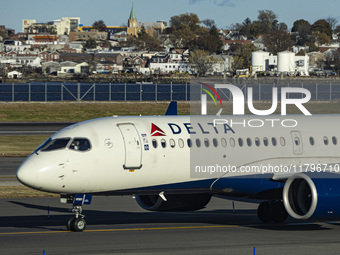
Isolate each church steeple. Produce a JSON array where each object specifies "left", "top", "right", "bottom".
[{"left": 128, "top": 3, "right": 137, "bottom": 28}]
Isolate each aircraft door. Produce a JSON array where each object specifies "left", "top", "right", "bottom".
[
  {"left": 291, "top": 131, "right": 303, "bottom": 155},
  {"left": 117, "top": 123, "right": 142, "bottom": 169}
]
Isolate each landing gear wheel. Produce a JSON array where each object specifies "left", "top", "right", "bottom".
[
  {"left": 271, "top": 200, "right": 288, "bottom": 223},
  {"left": 257, "top": 200, "right": 288, "bottom": 224},
  {"left": 72, "top": 218, "right": 86, "bottom": 232},
  {"left": 257, "top": 201, "right": 271, "bottom": 223},
  {"left": 67, "top": 216, "right": 75, "bottom": 231}
]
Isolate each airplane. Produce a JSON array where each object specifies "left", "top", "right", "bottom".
[{"left": 16, "top": 101, "right": 340, "bottom": 232}]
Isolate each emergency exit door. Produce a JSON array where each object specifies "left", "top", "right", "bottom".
[{"left": 117, "top": 123, "right": 142, "bottom": 169}]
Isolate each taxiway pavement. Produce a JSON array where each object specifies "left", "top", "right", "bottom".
[{"left": 1, "top": 196, "right": 340, "bottom": 255}]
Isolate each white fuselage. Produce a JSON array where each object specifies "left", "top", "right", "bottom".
[{"left": 16, "top": 115, "right": 340, "bottom": 198}]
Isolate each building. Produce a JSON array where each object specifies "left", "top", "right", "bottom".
[
  {"left": 251, "top": 51, "right": 309, "bottom": 76},
  {"left": 83, "top": 5, "right": 164, "bottom": 38},
  {"left": 22, "top": 17, "right": 80, "bottom": 35},
  {"left": 69, "top": 30, "right": 108, "bottom": 42},
  {"left": 127, "top": 4, "right": 139, "bottom": 36}
]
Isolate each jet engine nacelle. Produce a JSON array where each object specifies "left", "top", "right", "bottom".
[
  {"left": 135, "top": 194, "right": 211, "bottom": 212},
  {"left": 283, "top": 172, "right": 340, "bottom": 220}
]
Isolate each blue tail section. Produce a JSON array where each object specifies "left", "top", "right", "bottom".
[{"left": 165, "top": 101, "right": 177, "bottom": 115}]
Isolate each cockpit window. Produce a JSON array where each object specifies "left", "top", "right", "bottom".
[
  {"left": 69, "top": 138, "right": 91, "bottom": 152},
  {"left": 41, "top": 138, "right": 71, "bottom": 152}
]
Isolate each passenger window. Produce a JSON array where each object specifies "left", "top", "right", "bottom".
[
  {"left": 221, "top": 138, "right": 227, "bottom": 147},
  {"left": 332, "top": 136, "right": 337, "bottom": 145},
  {"left": 152, "top": 139, "right": 157, "bottom": 148},
  {"left": 187, "top": 139, "right": 192, "bottom": 148},
  {"left": 196, "top": 139, "right": 201, "bottom": 147},
  {"left": 169, "top": 139, "right": 175, "bottom": 148},
  {"left": 280, "top": 137, "right": 286, "bottom": 146},
  {"left": 255, "top": 137, "right": 260, "bottom": 147},
  {"left": 238, "top": 138, "right": 243, "bottom": 147},
  {"left": 272, "top": 137, "right": 277, "bottom": 146},
  {"left": 309, "top": 137, "right": 314, "bottom": 145},
  {"left": 161, "top": 139, "right": 166, "bottom": 148},
  {"left": 323, "top": 136, "right": 329, "bottom": 145},
  {"left": 230, "top": 138, "right": 235, "bottom": 147},
  {"left": 204, "top": 138, "right": 209, "bottom": 147},
  {"left": 246, "top": 138, "right": 252, "bottom": 147},
  {"left": 213, "top": 138, "right": 218, "bottom": 147},
  {"left": 294, "top": 137, "right": 300, "bottom": 146},
  {"left": 69, "top": 138, "right": 91, "bottom": 151},
  {"left": 41, "top": 138, "right": 71, "bottom": 151},
  {"left": 263, "top": 137, "right": 268, "bottom": 146},
  {"left": 178, "top": 138, "right": 184, "bottom": 148}
]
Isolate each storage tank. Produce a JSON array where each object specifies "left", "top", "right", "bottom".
[
  {"left": 277, "top": 51, "right": 295, "bottom": 73},
  {"left": 251, "top": 51, "right": 270, "bottom": 72}
]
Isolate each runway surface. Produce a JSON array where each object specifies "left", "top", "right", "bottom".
[
  {"left": 0, "top": 157, "right": 24, "bottom": 186},
  {"left": 2, "top": 157, "right": 340, "bottom": 254},
  {"left": 1, "top": 196, "right": 340, "bottom": 254},
  {"left": 0, "top": 122, "right": 75, "bottom": 136}
]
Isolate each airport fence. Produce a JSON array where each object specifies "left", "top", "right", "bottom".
[{"left": 1, "top": 79, "right": 340, "bottom": 102}]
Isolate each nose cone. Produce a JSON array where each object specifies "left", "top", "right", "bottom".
[{"left": 16, "top": 159, "right": 38, "bottom": 189}]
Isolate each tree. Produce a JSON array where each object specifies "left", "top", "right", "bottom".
[
  {"left": 278, "top": 22, "right": 288, "bottom": 31},
  {"left": 170, "top": 13, "right": 201, "bottom": 32},
  {"left": 295, "top": 22, "right": 312, "bottom": 46},
  {"left": 311, "top": 31, "right": 331, "bottom": 46},
  {"left": 326, "top": 17, "right": 338, "bottom": 31},
  {"left": 137, "top": 27, "right": 162, "bottom": 50},
  {"left": 202, "top": 19, "right": 216, "bottom": 29},
  {"left": 335, "top": 25, "right": 340, "bottom": 35},
  {"left": 257, "top": 10, "right": 278, "bottom": 34},
  {"left": 324, "top": 49, "right": 340, "bottom": 74},
  {"left": 263, "top": 30, "right": 293, "bottom": 55},
  {"left": 292, "top": 19, "right": 311, "bottom": 32},
  {"left": 83, "top": 38, "right": 97, "bottom": 49},
  {"left": 237, "top": 44, "right": 258, "bottom": 68},
  {"left": 189, "top": 50, "right": 213, "bottom": 77},
  {"left": 312, "top": 19, "right": 332, "bottom": 39},
  {"left": 92, "top": 20, "right": 107, "bottom": 32},
  {"left": 169, "top": 13, "right": 202, "bottom": 49}
]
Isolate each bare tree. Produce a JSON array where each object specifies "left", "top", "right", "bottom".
[{"left": 326, "top": 17, "right": 338, "bottom": 31}]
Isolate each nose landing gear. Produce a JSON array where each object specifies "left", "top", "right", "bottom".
[
  {"left": 61, "top": 194, "right": 92, "bottom": 232},
  {"left": 67, "top": 205, "right": 86, "bottom": 232}
]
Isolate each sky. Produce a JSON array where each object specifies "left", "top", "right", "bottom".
[{"left": 1, "top": 0, "right": 340, "bottom": 33}]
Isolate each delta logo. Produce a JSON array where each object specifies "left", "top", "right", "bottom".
[{"left": 151, "top": 123, "right": 166, "bottom": 136}]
